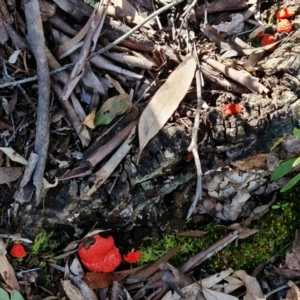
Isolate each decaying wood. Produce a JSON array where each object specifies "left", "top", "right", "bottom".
[
  {"left": 196, "top": 0, "right": 248, "bottom": 16},
  {"left": 24, "top": 0, "right": 50, "bottom": 204}
]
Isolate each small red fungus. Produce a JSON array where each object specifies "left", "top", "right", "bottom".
[
  {"left": 186, "top": 152, "right": 194, "bottom": 160},
  {"left": 10, "top": 243, "right": 27, "bottom": 258},
  {"left": 257, "top": 31, "right": 264, "bottom": 38},
  {"left": 124, "top": 250, "right": 141, "bottom": 264},
  {"left": 261, "top": 34, "right": 276, "bottom": 52},
  {"left": 277, "top": 19, "right": 293, "bottom": 33},
  {"left": 221, "top": 103, "right": 243, "bottom": 116},
  {"left": 78, "top": 234, "right": 122, "bottom": 273},
  {"left": 276, "top": 8, "right": 295, "bottom": 20}
]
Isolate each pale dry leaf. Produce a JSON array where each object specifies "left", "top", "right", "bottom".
[
  {"left": 61, "top": 280, "right": 85, "bottom": 300},
  {"left": 162, "top": 268, "right": 235, "bottom": 300},
  {"left": 105, "top": 74, "right": 125, "bottom": 94},
  {"left": 0, "top": 167, "right": 23, "bottom": 184},
  {"left": 0, "top": 147, "right": 28, "bottom": 165},
  {"left": 212, "top": 276, "right": 244, "bottom": 294},
  {"left": 0, "top": 239, "right": 20, "bottom": 291},
  {"left": 138, "top": 55, "right": 197, "bottom": 161},
  {"left": 203, "top": 288, "right": 238, "bottom": 300},
  {"left": 0, "top": 148, "right": 58, "bottom": 189},
  {"left": 82, "top": 111, "right": 96, "bottom": 129},
  {"left": 233, "top": 270, "right": 265, "bottom": 300},
  {"left": 286, "top": 282, "right": 300, "bottom": 300}
]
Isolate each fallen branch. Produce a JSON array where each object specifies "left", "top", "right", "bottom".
[
  {"left": 24, "top": 0, "right": 50, "bottom": 204},
  {"left": 205, "top": 57, "right": 269, "bottom": 94}
]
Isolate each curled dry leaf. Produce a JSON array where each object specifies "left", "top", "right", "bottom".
[{"left": 137, "top": 55, "right": 197, "bottom": 162}]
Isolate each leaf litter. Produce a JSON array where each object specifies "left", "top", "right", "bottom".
[{"left": 0, "top": 0, "right": 300, "bottom": 298}]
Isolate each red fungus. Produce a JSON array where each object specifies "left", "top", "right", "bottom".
[
  {"left": 277, "top": 19, "right": 293, "bottom": 33},
  {"left": 186, "top": 152, "right": 194, "bottom": 160},
  {"left": 276, "top": 8, "right": 295, "bottom": 20},
  {"left": 261, "top": 34, "right": 276, "bottom": 52},
  {"left": 78, "top": 234, "right": 122, "bottom": 273},
  {"left": 10, "top": 243, "right": 27, "bottom": 258},
  {"left": 124, "top": 250, "right": 141, "bottom": 264},
  {"left": 221, "top": 103, "right": 243, "bottom": 116}
]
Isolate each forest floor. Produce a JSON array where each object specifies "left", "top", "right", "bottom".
[{"left": 1, "top": 0, "right": 300, "bottom": 299}]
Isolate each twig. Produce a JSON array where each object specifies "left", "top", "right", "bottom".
[
  {"left": 24, "top": 0, "right": 50, "bottom": 205},
  {"left": 0, "top": 0, "right": 184, "bottom": 90}
]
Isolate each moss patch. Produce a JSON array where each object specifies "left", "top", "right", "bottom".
[{"left": 139, "top": 192, "right": 300, "bottom": 272}]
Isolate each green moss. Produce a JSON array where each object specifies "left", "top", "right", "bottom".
[
  {"left": 139, "top": 192, "right": 300, "bottom": 272},
  {"left": 30, "top": 230, "right": 59, "bottom": 257}
]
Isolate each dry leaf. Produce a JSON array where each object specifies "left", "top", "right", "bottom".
[
  {"left": 0, "top": 239, "right": 20, "bottom": 291},
  {"left": 233, "top": 270, "right": 265, "bottom": 300},
  {"left": 61, "top": 280, "right": 85, "bottom": 300},
  {"left": 0, "top": 148, "right": 58, "bottom": 189},
  {"left": 138, "top": 55, "right": 197, "bottom": 161},
  {"left": 0, "top": 167, "right": 23, "bottom": 184},
  {"left": 203, "top": 288, "right": 239, "bottom": 300},
  {"left": 82, "top": 111, "right": 96, "bottom": 129}
]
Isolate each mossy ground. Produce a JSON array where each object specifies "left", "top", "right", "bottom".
[{"left": 139, "top": 189, "right": 300, "bottom": 272}]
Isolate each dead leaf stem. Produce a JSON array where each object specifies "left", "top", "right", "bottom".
[{"left": 24, "top": 0, "right": 51, "bottom": 204}]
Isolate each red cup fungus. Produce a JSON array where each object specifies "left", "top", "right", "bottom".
[
  {"left": 10, "top": 243, "right": 27, "bottom": 258},
  {"left": 78, "top": 234, "right": 122, "bottom": 273},
  {"left": 123, "top": 250, "right": 141, "bottom": 264}
]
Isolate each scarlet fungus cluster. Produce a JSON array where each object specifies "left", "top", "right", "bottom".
[
  {"left": 10, "top": 243, "right": 27, "bottom": 258},
  {"left": 261, "top": 34, "right": 276, "bottom": 52},
  {"left": 221, "top": 103, "right": 243, "bottom": 117},
  {"left": 78, "top": 234, "right": 122, "bottom": 273},
  {"left": 276, "top": 7, "right": 294, "bottom": 34},
  {"left": 277, "top": 7, "right": 295, "bottom": 20}
]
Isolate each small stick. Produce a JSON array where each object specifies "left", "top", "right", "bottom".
[{"left": 186, "top": 43, "right": 204, "bottom": 220}]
